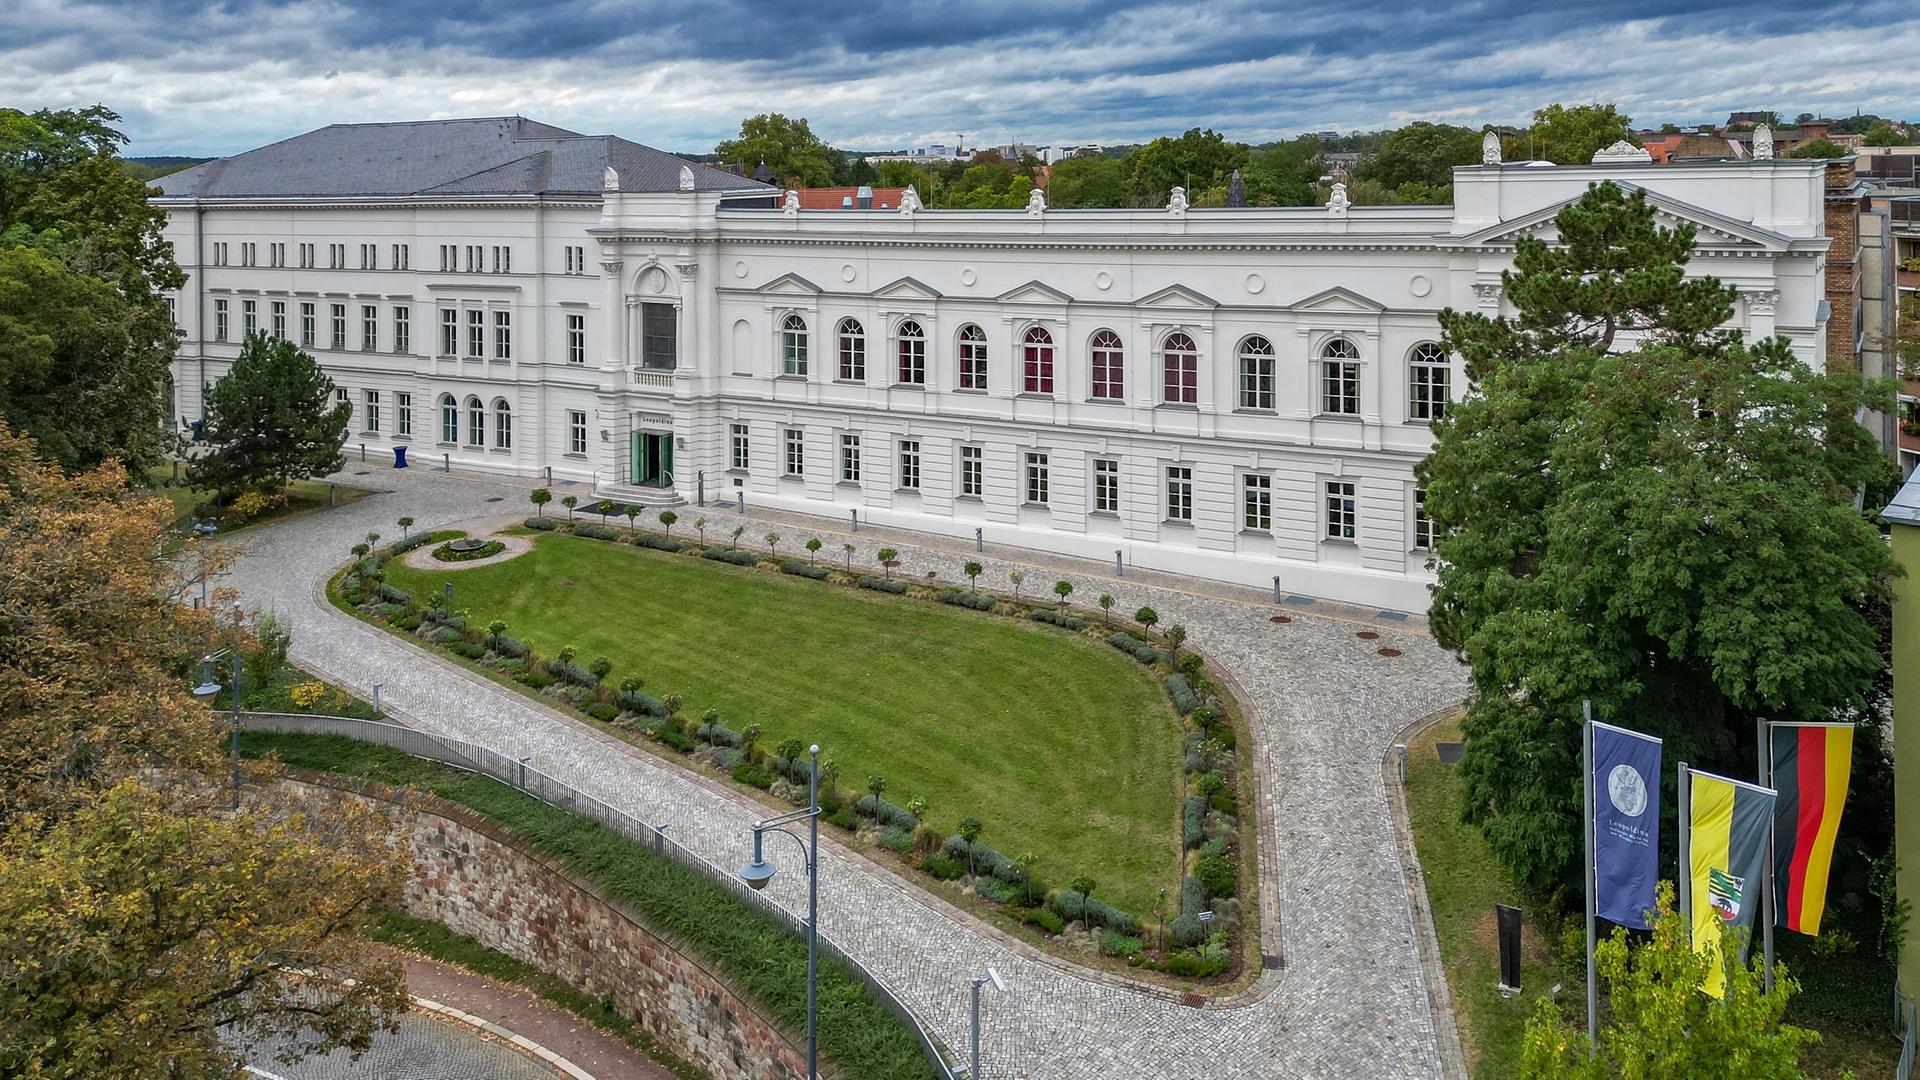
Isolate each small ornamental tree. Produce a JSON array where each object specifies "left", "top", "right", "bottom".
[
  {"left": 1008, "top": 570, "right": 1024, "bottom": 598},
  {"left": 876, "top": 547, "right": 899, "bottom": 578},
  {"left": 596, "top": 500, "right": 614, "bottom": 524},
  {"left": 187, "top": 333, "right": 350, "bottom": 503},
  {"left": 658, "top": 509, "right": 677, "bottom": 537},
  {"left": 741, "top": 722, "right": 762, "bottom": 759},
  {"left": 776, "top": 737, "right": 805, "bottom": 764},
  {"left": 866, "top": 774, "right": 887, "bottom": 806},
  {"left": 805, "top": 537, "right": 822, "bottom": 565},
  {"left": 529, "top": 488, "right": 551, "bottom": 517},
  {"left": 963, "top": 561, "right": 983, "bottom": 593},
  {"left": 1165, "top": 624, "right": 1187, "bottom": 658},
  {"left": 1053, "top": 579, "right": 1073, "bottom": 608},
  {"left": 842, "top": 543, "right": 855, "bottom": 571},
  {"left": 560, "top": 495, "right": 578, "bottom": 521},
  {"left": 957, "top": 816, "right": 984, "bottom": 873},
  {"left": 397, "top": 516, "right": 414, "bottom": 538},
  {"left": 486, "top": 619, "right": 507, "bottom": 645},
  {"left": 624, "top": 505, "right": 639, "bottom": 530},
  {"left": 1135, "top": 606, "right": 1159, "bottom": 634},
  {"left": 729, "top": 525, "right": 745, "bottom": 549},
  {"left": 765, "top": 531, "right": 779, "bottom": 556},
  {"left": 695, "top": 516, "right": 708, "bottom": 545},
  {"left": 1069, "top": 874, "right": 1097, "bottom": 924},
  {"left": 1098, "top": 593, "right": 1114, "bottom": 623}
]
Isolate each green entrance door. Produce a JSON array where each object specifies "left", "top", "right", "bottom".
[{"left": 628, "top": 432, "right": 674, "bottom": 487}]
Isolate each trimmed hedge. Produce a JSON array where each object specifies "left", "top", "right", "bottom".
[
  {"left": 1168, "top": 913, "right": 1207, "bottom": 949},
  {"left": 633, "top": 533, "right": 684, "bottom": 552},
  {"left": 942, "top": 837, "right": 1023, "bottom": 883},
  {"left": 856, "top": 576, "right": 910, "bottom": 595},
  {"left": 1029, "top": 609, "right": 1086, "bottom": 631},
  {"left": 1182, "top": 794, "right": 1207, "bottom": 849},
  {"left": 703, "top": 548, "right": 762, "bottom": 567},
  {"left": 1180, "top": 874, "right": 1209, "bottom": 918},
  {"left": 779, "top": 560, "right": 831, "bottom": 580},
  {"left": 1106, "top": 632, "right": 1165, "bottom": 666},
  {"left": 1046, "top": 891, "right": 1139, "bottom": 935},
  {"left": 524, "top": 516, "right": 558, "bottom": 531},
  {"left": 548, "top": 659, "right": 600, "bottom": 688},
  {"left": 491, "top": 634, "right": 530, "bottom": 659},
  {"left": 376, "top": 582, "right": 411, "bottom": 605},
  {"left": 1165, "top": 674, "right": 1199, "bottom": 715},
  {"left": 585, "top": 703, "right": 618, "bottom": 722},
  {"left": 619, "top": 689, "right": 671, "bottom": 718},
  {"left": 696, "top": 720, "right": 743, "bottom": 747},
  {"left": 936, "top": 588, "right": 996, "bottom": 611},
  {"left": 1022, "top": 907, "right": 1065, "bottom": 935},
  {"left": 387, "top": 533, "right": 435, "bottom": 555},
  {"left": 572, "top": 523, "right": 621, "bottom": 541},
  {"left": 854, "top": 794, "right": 920, "bottom": 831},
  {"left": 1194, "top": 853, "right": 1237, "bottom": 898}
]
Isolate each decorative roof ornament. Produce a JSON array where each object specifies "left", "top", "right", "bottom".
[
  {"left": 1482, "top": 129, "right": 1502, "bottom": 165},
  {"left": 899, "top": 186, "right": 923, "bottom": 216},
  {"left": 782, "top": 189, "right": 800, "bottom": 215},
  {"left": 1026, "top": 186, "right": 1046, "bottom": 216},
  {"left": 751, "top": 160, "right": 776, "bottom": 184},
  {"left": 678, "top": 165, "right": 695, "bottom": 192},
  {"left": 1166, "top": 186, "right": 1188, "bottom": 217},
  {"left": 1591, "top": 139, "right": 1653, "bottom": 164},
  {"left": 1753, "top": 123, "right": 1775, "bottom": 160},
  {"left": 1327, "top": 182, "right": 1349, "bottom": 217},
  {"left": 602, "top": 166, "right": 620, "bottom": 192},
  {"left": 1226, "top": 169, "right": 1247, "bottom": 207}
]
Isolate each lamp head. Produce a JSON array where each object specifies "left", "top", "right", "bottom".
[
  {"left": 191, "top": 656, "right": 220, "bottom": 699},
  {"left": 739, "top": 857, "right": 776, "bottom": 891},
  {"left": 986, "top": 966, "right": 1007, "bottom": 994}
]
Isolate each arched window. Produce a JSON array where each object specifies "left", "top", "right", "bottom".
[
  {"left": 439, "top": 393, "right": 458, "bottom": 444},
  {"left": 957, "top": 325, "right": 988, "bottom": 390},
  {"left": 837, "top": 318, "right": 865, "bottom": 381},
  {"left": 896, "top": 320, "right": 925, "bottom": 385},
  {"left": 1162, "top": 332, "right": 1198, "bottom": 405},
  {"left": 1089, "top": 329, "right": 1125, "bottom": 400},
  {"left": 1408, "top": 342, "right": 1450, "bottom": 422},
  {"left": 465, "top": 396, "right": 485, "bottom": 445},
  {"left": 493, "top": 398, "right": 512, "bottom": 449},
  {"left": 1320, "top": 338, "right": 1360, "bottom": 415},
  {"left": 1022, "top": 327, "right": 1054, "bottom": 394},
  {"left": 781, "top": 314, "right": 808, "bottom": 376},
  {"left": 1237, "top": 335, "right": 1276, "bottom": 410}
]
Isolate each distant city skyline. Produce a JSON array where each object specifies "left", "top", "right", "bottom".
[{"left": 7, "top": 0, "right": 1919, "bottom": 157}]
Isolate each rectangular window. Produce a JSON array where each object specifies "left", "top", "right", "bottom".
[
  {"left": 440, "top": 309, "right": 457, "bottom": 355},
  {"left": 493, "top": 310, "right": 512, "bottom": 360},
  {"left": 567, "top": 314, "right": 586, "bottom": 363},
  {"left": 269, "top": 243, "right": 283, "bottom": 267},
  {"left": 364, "top": 390, "right": 380, "bottom": 433},
  {"left": 330, "top": 243, "right": 344, "bottom": 269},
  {"left": 730, "top": 424, "right": 750, "bottom": 470},
  {"left": 361, "top": 305, "right": 377, "bottom": 350},
  {"left": 299, "top": 302, "right": 315, "bottom": 347},
  {"left": 467, "top": 246, "right": 480, "bottom": 273},
  {"left": 500, "top": 247, "right": 510, "bottom": 273},
  {"left": 1024, "top": 452, "right": 1050, "bottom": 505},
  {"left": 335, "top": 387, "right": 350, "bottom": 427},
  {"left": 440, "top": 245, "right": 453, "bottom": 272},
  {"left": 489, "top": 246, "right": 500, "bottom": 273},
  {"left": 1322, "top": 359, "right": 1360, "bottom": 415},
  {"left": 1093, "top": 458, "right": 1120, "bottom": 513},
  {"left": 213, "top": 299, "right": 228, "bottom": 342},
  {"left": 393, "top": 306, "right": 410, "bottom": 353},
  {"left": 392, "top": 243, "right": 407, "bottom": 270},
  {"left": 396, "top": 392, "right": 412, "bottom": 436},
  {"left": 784, "top": 429, "right": 805, "bottom": 476},
  {"left": 1325, "top": 480, "right": 1357, "bottom": 540},
  {"left": 270, "top": 301, "right": 286, "bottom": 340},
  {"left": 1243, "top": 474, "right": 1272, "bottom": 531},
  {"left": 165, "top": 295, "right": 176, "bottom": 323},
  {"left": 242, "top": 299, "right": 257, "bottom": 336},
  {"left": 466, "top": 309, "right": 484, "bottom": 357},
  {"left": 897, "top": 330, "right": 925, "bottom": 385},
  {"left": 1413, "top": 488, "right": 1432, "bottom": 550},
  {"left": 960, "top": 445, "right": 982, "bottom": 497},
  {"left": 329, "top": 303, "right": 346, "bottom": 349},
  {"left": 1239, "top": 353, "right": 1276, "bottom": 410},
  {"left": 898, "top": 440, "right": 921, "bottom": 490},
  {"left": 640, "top": 303, "right": 676, "bottom": 369},
  {"left": 358, "top": 244, "right": 371, "bottom": 270},
  {"left": 839, "top": 327, "right": 865, "bottom": 381},
  {"left": 1410, "top": 360, "right": 1450, "bottom": 422},
  {"left": 568, "top": 410, "right": 588, "bottom": 455},
  {"left": 1166, "top": 465, "right": 1193, "bottom": 522},
  {"left": 213, "top": 242, "right": 227, "bottom": 266},
  {"left": 840, "top": 433, "right": 861, "bottom": 483},
  {"left": 242, "top": 242, "right": 255, "bottom": 266}
]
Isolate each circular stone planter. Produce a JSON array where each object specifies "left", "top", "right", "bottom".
[
  {"left": 404, "top": 532, "right": 533, "bottom": 571},
  {"left": 448, "top": 538, "right": 488, "bottom": 554}
]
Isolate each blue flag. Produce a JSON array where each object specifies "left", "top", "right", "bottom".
[{"left": 1593, "top": 720, "right": 1663, "bottom": 929}]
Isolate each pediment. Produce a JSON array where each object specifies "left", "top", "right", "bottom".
[
  {"left": 1288, "top": 285, "right": 1386, "bottom": 313},
  {"left": 755, "top": 272, "right": 823, "bottom": 295},
  {"left": 871, "top": 275, "right": 943, "bottom": 300},
  {"left": 1459, "top": 186, "right": 1789, "bottom": 251},
  {"left": 1134, "top": 283, "right": 1219, "bottom": 309},
  {"left": 994, "top": 279, "right": 1073, "bottom": 304}
]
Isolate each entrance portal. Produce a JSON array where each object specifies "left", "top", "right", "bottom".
[{"left": 629, "top": 431, "right": 673, "bottom": 488}]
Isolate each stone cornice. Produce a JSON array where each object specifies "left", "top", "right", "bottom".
[
  {"left": 150, "top": 195, "right": 602, "bottom": 212},
  {"left": 595, "top": 231, "right": 1807, "bottom": 258}
]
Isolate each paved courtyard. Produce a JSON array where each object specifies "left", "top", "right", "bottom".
[{"left": 211, "top": 464, "right": 1471, "bottom": 1080}]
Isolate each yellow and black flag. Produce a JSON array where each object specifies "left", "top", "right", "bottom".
[{"left": 1685, "top": 768, "right": 1776, "bottom": 998}]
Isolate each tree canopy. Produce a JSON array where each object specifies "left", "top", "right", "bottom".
[
  {"left": 1861, "top": 122, "right": 1909, "bottom": 147},
  {"left": 1419, "top": 181, "right": 1898, "bottom": 898},
  {"left": 1356, "top": 122, "right": 1481, "bottom": 201},
  {"left": 1045, "top": 154, "right": 1130, "bottom": 208},
  {"left": 187, "top": 333, "right": 350, "bottom": 501},
  {"left": 714, "top": 113, "right": 836, "bottom": 188},
  {"left": 1787, "top": 138, "right": 1851, "bottom": 159},
  {"left": 1128, "top": 128, "right": 1248, "bottom": 205},
  {"left": 1517, "top": 102, "right": 1638, "bottom": 164}
]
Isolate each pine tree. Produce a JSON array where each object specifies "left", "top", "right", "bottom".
[{"left": 187, "top": 334, "right": 350, "bottom": 502}]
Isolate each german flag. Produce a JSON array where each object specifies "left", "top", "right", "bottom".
[{"left": 1770, "top": 723, "right": 1854, "bottom": 936}]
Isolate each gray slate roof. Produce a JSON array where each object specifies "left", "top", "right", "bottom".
[
  {"left": 155, "top": 116, "right": 764, "bottom": 199},
  {"left": 1884, "top": 471, "right": 1920, "bottom": 528}
]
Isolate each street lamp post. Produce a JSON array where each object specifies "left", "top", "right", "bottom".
[
  {"left": 738, "top": 744, "right": 822, "bottom": 1079},
  {"left": 969, "top": 967, "right": 1008, "bottom": 1080},
  {"left": 190, "top": 603, "right": 247, "bottom": 807}
]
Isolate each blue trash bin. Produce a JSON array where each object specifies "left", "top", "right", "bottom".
[{"left": 393, "top": 445, "right": 409, "bottom": 469}]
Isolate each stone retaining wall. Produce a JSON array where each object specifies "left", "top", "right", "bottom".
[{"left": 279, "top": 776, "right": 809, "bottom": 1080}]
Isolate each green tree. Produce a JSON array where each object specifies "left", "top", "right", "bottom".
[
  {"left": 529, "top": 488, "right": 551, "bottom": 517},
  {"left": 957, "top": 815, "right": 983, "bottom": 873},
  {"left": 963, "top": 560, "right": 983, "bottom": 593},
  {"left": 1069, "top": 874, "right": 1097, "bottom": 924},
  {"left": 1098, "top": 593, "right": 1114, "bottom": 623},
  {"left": 805, "top": 536, "right": 822, "bottom": 564},
  {"left": 658, "top": 508, "right": 677, "bottom": 537},
  {"left": 1422, "top": 181, "right": 1897, "bottom": 897},
  {"left": 715, "top": 114, "right": 835, "bottom": 188},
  {"left": 623, "top": 504, "right": 639, "bottom": 530},
  {"left": 1053, "top": 579, "right": 1073, "bottom": 607},
  {"left": 397, "top": 515, "right": 413, "bottom": 537},
  {"left": 876, "top": 547, "right": 899, "bottom": 578},
  {"left": 1128, "top": 128, "right": 1249, "bottom": 205},
  {"left": 1357, "top": 122, "right": 1481, "bottom": 198},
  {"left": 596, "top": 499, "right": 614, "bottom": 523},
  {"left": 1519, "top": 884, "right": 1817, "bottom": 1078},
  {"left": 1044, "top": 154, "right": 1129, "bottom": 207},
  {"left": 729, "top": 524, "right": 744, "bottom": 549},
  {"left": 1240, "top": 136, "right": 1326, "bottom": 207},
  {"left": 562, "top": 495, "right": 579, "bottom": 521},
  {"left": 1134, "top": 606, "right": 1159, "bottom": 634},
  {"left": 1164, "top": 624, "right": 1186, "bottom": 658},
  {"left": 764, "top": 530, "right": 779, "bottom": 556},
  {"left": 1520, "top": 102, "right": 1637, "bottom": 165},
  {"left": 1787, "top": 138, "right": 1850, "bottom": 159},
  {"left": 1862, "top": 122, "right": 1908, "bottom": 147},
  {"left": 186, "top": 334, "right": 349, "bottom": 502}
]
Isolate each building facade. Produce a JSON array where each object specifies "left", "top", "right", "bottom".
[{"left": 157, "top": 121, "right": 1833, "bottom": 611}]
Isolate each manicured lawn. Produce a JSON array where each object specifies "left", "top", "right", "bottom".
[
  {"left": 382, "top": 531, "right": 1184, "bottom": 915},
  {"left": 144, "top": 463, "right": 371, "bottom": 551}
]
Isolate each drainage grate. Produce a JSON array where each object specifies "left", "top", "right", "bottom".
[
  {"left": 1283, "top": 595, "right": 1316, "bottom": 606},
  {"left": 1262, "top": 953, "right": 1284, "bottom": 970},
  {"left": 1268, "top": 615, "right": 1291, "bottom": 624},
  {"left": 485, "top": 496, "right": 503, "bottom": 503},
  {"left": 1377, "top": 647, "right": 1402, "bottom": 658},
  {"left": 1375, "top": 610, "right": 1410, "bottom": 622},
  {"left": 1356, "top": 630, "right": 1380, "bottom": 640}
]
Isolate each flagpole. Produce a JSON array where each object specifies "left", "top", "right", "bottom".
[
  {"left": 1583, "top": 700, "right": 1598, "bottom": 1057},
  {"left": 1678, "top": 761, "right": 1691, "bottom": 929},
  {"left": 1759, "top": 717, "right": 1775, "bottom": 994}
]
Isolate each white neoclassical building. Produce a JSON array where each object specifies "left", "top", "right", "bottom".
[{"left": 156, "top": 121, "right": 1833, "bottom": 610}]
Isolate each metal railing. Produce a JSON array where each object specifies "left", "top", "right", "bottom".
[
  {"left": 1898, "top": 989, "right": 1916, "bottom": 1080},
  {"left": 240, "top": 712, "right": 960, "bottom": 1080}
]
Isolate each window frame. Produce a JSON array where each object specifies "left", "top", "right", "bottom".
[
  {"left": 439, "top": 394, "right": 458, "bottom": 444},
  {"left": 466, "top": 309, "right": 485, "bottom": 358},
  {"left": 958, "top": 324, "right": 988, "bottom": 390},
  {"left": 897, "top": 439, "right": 921, "bottom": 490},
  {"left": 493, "top": 398, "right": 512, "bottom": 449},
  {"left": 1166, "top": 465, "right": 1194, "bottom": 522},
  {"left": 895, "top": 320, "right": 926, "bottom": 386},
  {"left": 1242, "top": 473, "right": 1272, "bottom": 531},
  {"left": 781, "top": 314, "right": 809, "bottom": 376},
  {"left": 1408, "top": 342, "right": 1450, "bottom": 423},
  {"left": 1024, "top": 451, "right": 1050, "bottom": 505},
  {"left": 1093, "top": 457, "right": 1120, "bottom": 513},
  {"left": 959, "top": 444, "right": 982, "bottom": 497},
  {"left": 465, "top": 395, "right": 485, "bottom": 446},
  {"left": 783, "top": 427, "right": 805, "bottom": 476},
  {"left": 1161, "top": 332, "right": 1198, "bottom": 405},
  {"left": 1237, "top": 335, "right": 1276, "bottom": 411},
  {"left": 493, "top": 309, "right": 512, "bottom": 360},
  {"left": 393, "top": 306, "right": 410, "bottom": 354},
  {"left": 396, "top": 391, "right": 412, "bottom": 437},
  {"left": 1319, "top": 337, "right": 1361, "bottom": 416},
  {"left": 1021, "top": 326, "right": 1055, "bottom": 395},
  {"left": 1412, "top": 487, "right": 1433, "bottom": 551},
  {"left": 361, "top": 304, "right": 378, "bottom": 351},
  {"left": 1324, "top": 479, "right": 1357, "bottom": 540},
  {"left": 213, "top": 298, "right": 228, "bottom": 342},
  {"left": 839, "top": 432, "right": 861, "bottom": 483},
  {"left": 567, "top": 313, "right": 586, "bottom": 364},
  {"left": 329, "top": 303, "right": 346, "bottom": 349},
  {"left": 568, "top": 410, "right": 589, "bottom": 455},
  {"left": 1089, "top": 329, "right": 1125, "bottom": 401},
  {"left": 440, "top": 309, "right": 458, "bottom": 355},
  {"left": 729, "top": 423, "right": 750, "bottom": 470},
  {"left": 837, "top": 318, "right": 866, "bottom": 381}
]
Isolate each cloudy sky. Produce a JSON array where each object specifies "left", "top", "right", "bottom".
[{"left": 6, "top": 0, "right": 1919, "bottom": 157}]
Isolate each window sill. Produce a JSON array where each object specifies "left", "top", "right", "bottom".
[
  {"left": 1239, "top": 527, "right": 1272, "bottom": 537},
  {"left": 435, "top": 441, "right": 456, "bottom": 449},
  {"left": 1016, "top": 391, "right": 1055, "bottom": 400},
  {"left": 1233, "top": 408, "right": 1278, "bottom": 416},
  {"left": 781, "top": 472, "right": 804, "bottom": 480},
  {"left": 1162, "top": 518, "right": 1195, "bottom": 528},
  {"left": 1315, "top": 413, "right": 1362, "bottom": 422},
  {"left": 1321, "top": 537, "right": 1358, "bottom": 547},
  {"left": 1085, "top": 396, "right": 1126, "bottom": 406},
  {"left": 725, "top": 468, "right": 750, "bottom": 476},
  {"left": 836, "top": 480, "right": 863, "bottom": 489},
  {"left": 1021, "top": 502, "right": 1050, "bottom": 510},
  {"left": 894, "top": 487, "right": 922, "bottom": 495},
  {"left": 953, "top": 387, "right": 989, "bottom": 395},
  {"left": 488, "top": 447, "right": 512, "bottom": 455},
  {"left": 955, "top": 494, "right": 983, "bottom": 502},
  {"left": 1409, "top": 547, "right": 1433, "bottom": 556},
  {"left": 833, "top": 378, "right": 868, "bottom": 386},
  {"left": 1156, "top": 402, "right": 1199, "bottom": 411},
  {"left": 889, "top": 383, "right": 926, "bottom": 391},
  {"left": 1403, "top": 418, "right": 1440, "bottom": 427},
  {"left": 563, "top": 452, "right": 589, "bottom": 460},
  {"left": 1089, "top": 509, "right": 1120, "bottom": 518},
  {"left": 775, "top": 374, "right": 808, "bottom": 381},
  {"left": 393, "top": 435, "right": 412, "bottom": 442}
]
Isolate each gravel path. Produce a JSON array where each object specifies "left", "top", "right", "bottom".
[{"left": 213, "top": 464, "right": 1471, "bottom": 1080}]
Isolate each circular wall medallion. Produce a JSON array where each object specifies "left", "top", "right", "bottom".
[
  {"left": 1409, "top": 274, "right": 1433, "bottom": 297},
  {"left": 841, "top": 264, "right": 857, "bottom": 283},
  {"left": 733, "top": 260, "right": 748, "bottom": 278},
  {"left": 960, "top": 267, "right": 977, "bottom": 287},
  {"left": 1094, "top": 271, "right": 1113, "bottom": 291},
  {"left": 1245, "top": 273, "right": 1265, "bottom": 295}
]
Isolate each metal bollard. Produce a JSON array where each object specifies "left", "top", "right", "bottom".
[
  {"left": 371, "top": 684, "right": 383, "bottom": 715},
  {"left": 850, "top": 509, "right": 858, "bottom": 532},
  {"left": 442, "top": 453, "right": 450, "bottom": 472},
  {"left": 359, "top": 442, "right": 366, "bottom": 462},
  {"left": 1115, "top": 550, "right": 1124, "bottom": 576},
  {"left": 516, "top": 756, "right": 529, "bottom": 790},
  {"left": 329, "top": 483, "right": 337, "bottom": 506},
  {"left": 545, "top": 465, "right": 552, "bottom": 485},
  {"left": 1273, "top": 576, "right": 1282, "bottom": 604},
  {"left": 975, "top": 527, "right": 983, "bottom": 552}
]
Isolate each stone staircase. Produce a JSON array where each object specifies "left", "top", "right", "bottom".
[{"left": 591, "top": 481, "right": 686, "bottom": 508}]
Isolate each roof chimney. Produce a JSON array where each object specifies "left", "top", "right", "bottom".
[{"left": 856, "top": 185, "right": 874, "bottom": 209}]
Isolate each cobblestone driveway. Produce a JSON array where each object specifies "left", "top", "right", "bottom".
[{"left": 213, "top": 465, "right": 1470, "bottom": 1080}]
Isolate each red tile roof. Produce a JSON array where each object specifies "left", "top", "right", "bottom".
[{"left": 789, "top": 186, "right": 909, "bottom": 210}]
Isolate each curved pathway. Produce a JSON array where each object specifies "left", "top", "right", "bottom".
[{"left": 214, "top": 465, "right": 1470, "bottom": 1080}]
